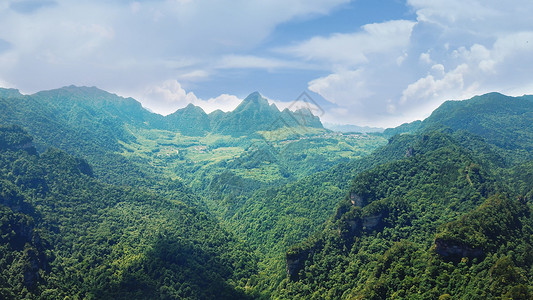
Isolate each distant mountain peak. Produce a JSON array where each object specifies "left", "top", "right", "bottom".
[
  {"left": 241, "top": 91, "right": 268, "bottom": 105},
  {"left": 0, "top": 87, "right": 23, "bottom": 98},
  {"left": 170, "top": 103, "right": 207, "bottom": 116},
  {"left": 245, "top": 91, "right": 262, "bottom": 100},
  {"left": 233, "top": 91, "right": 273, "bottom": 114}
]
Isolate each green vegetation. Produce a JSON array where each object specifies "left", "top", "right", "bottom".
[
  {"left": 274, "top": 132, "right": 532, "bottom": 299},
  {"left": 0, "top": 125, "right": 257, "bottom": 299},
  {"left": 1, "top": 87, "right": 532, "bottom": 299}
]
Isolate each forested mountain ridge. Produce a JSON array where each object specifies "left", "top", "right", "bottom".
[
  {"left": 276, "top": 130, "right": 532, "bottom": 299},
  {"left": 419, "top": 92, "right": 533, "bottom": 163},
  {"left": 272, "top": 91, "right": 533, "bottom": 298},
  {"left": 0, "top": 125, "right": 258, "bottom": 299},
  {"left": 0, "top": 87, "right": 532, "bottom": 299},
  {"left": 213, "top": 91, "right": 322, "bottom": 136},
  {"left": 0, "top": 86, "right": 336, "bottom": 186}
]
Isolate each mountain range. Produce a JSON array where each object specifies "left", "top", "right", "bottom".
[{"left": 0, "top": 86, "right": 532, "bottom": 299}]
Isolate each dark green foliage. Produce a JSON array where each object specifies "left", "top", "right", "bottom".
[
  {"left": 275, "top": 131, "right": 532, "bottom": 299},
  {"left": 0, "top": 126, "right": 257, "bottom": 299},
  {"left": 0, "top": 125, "right": 35, "bottom": 154},
  {"left": 436, "top": 195, "right": 528, "bottom": 253},
  {"left": 1, "top": 89, "right": 532, "bottom": 299}
]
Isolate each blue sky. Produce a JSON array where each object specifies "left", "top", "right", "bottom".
[{"left": 1, "top": 0, "right": 533, "bottom": 127}]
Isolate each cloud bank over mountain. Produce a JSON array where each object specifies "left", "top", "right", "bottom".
[{"left": 1, "top": 0, "right": 532, "bottom": 126}]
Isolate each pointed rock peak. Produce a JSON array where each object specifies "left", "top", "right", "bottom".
[
  {"left": 209, "top": 109, "right": 225, "bottom": 116},
  {"left": 294, "top": 107, "right": 313, "bottom": 115},
  {"left": 0, "top": 87, "right": 23, "bottom": 98},
  {"left": 242, "top": 91, "right": 270, "bottom": 105},
  {"left": 244, "top": 91, "right": 263, "bottom": 101},
  {"left": 269, "top": 103, "right": 280, "bottom": 112},
  {"left": 171, "top": 103, "right": 206, "bottom": 116},
  {"left": 184, "top": 103, "right": 200, "bottom": 110},
  {"left": 234, "top": 91, "right": 271, "bottom": 112}
]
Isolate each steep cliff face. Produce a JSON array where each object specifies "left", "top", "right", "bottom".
[
  {"left": 434, "top": 238, "right": 483, "bottom": 259},
  {"left": 349, "top": 192, "right": 364, "bottom": 207},
  {"left": 286, "top": 247, "right": 313, "bottom": 281},
  {"left": 362, "top": 213, "right": 383, "bottom": 230}
]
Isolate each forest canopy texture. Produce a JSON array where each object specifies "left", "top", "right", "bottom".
[{"left": 0, "top": 87, "right": 532, "bottom": 299}]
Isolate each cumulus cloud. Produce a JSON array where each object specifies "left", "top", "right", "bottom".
[
  {"left": 298, "top": 1, "right": 533, "bottom": 127},
  {"left": 0, "top": 0, "right": 348, "bottom": 92},
  {"left": 2, "top": 0, "right": 533, "bottom": 127},
  {"left": 140, "top": 80, "right": 242, "bottom": 115},
  {"left": 281, "top": 20, "right": 416, "bottom": 67},
  {"left": 400, "top": 64, "right": 468, "bottom": 105}
]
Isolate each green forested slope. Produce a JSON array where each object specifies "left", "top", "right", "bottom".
[
  {"left": 1, "top": 88, "right": 532, "bottom": 299},
  {"left": 0, "top": 125, "right": 257, "bottom": 299},
  {"left": 0, "top": 86, "right": 373, "bottom": 190},
  {"left": 274, "top": 130, "right": 532, "bottom": 299},
  {"left": 419, "top": 92, "right": 533, "bottom": 162}
]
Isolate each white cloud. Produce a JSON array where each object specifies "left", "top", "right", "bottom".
[
  {"left": 178, "top": 70, "right": 209, "bottom": 81},
  {"left": 201, "top": 94, "right": 243, "bottom": 114},
  {"left": 308, "top": 69, "right": 373, "bottom": 106},
  {"left": 139, "top": 79, "right": 242, "bottom": 115},
  {"left": 0, "top": 77, "right": 15, "bottom": 89},
  {"left": 0, "top": 0, "right": 349, "bottom": 92},
  {"left": 400, "top": 64, "right": 468, "bottom": 104},
  {"left": 301, "top": 1, "right": 533, "bottom": 127},
  {"left": 419, "top": 52, "right": 432, "bottom": 64},
  {"left": 281, "top": 20, "right": 416, "bottom": 67},
  {"left": 2, "top": 0, "right": 533, "bottom": 128}
]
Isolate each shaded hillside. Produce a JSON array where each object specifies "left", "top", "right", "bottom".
[
  {"left": 0, "top": 125, "right": 257, "bottom": 299},
  {"left": 0, "top": 86, "right": 162, "bottom": 185},
  {"left": 275, "top": 131, "right": 532, "bottom": 299}
]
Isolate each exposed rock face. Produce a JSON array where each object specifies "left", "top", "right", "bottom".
[
  {"left": 339, "top": 218, "right": 361, "bottom": 241},
  {"left": 286, "top": 249, "right": 311, "bottom": 281},
  {"left": 434, "top": 238, "right": 483, "bottom": 259},
  {"left": 363, "top": 213, "right": 383, "bottom": 230},
  {"left": 23, "top": 247, "right": 41, "bottom": 289},
  {"left": 350, "top": 193, "right": 364, "bottom": 207},
  {"left": 405, "top": 147, "right": 415, "bottom": 157}
]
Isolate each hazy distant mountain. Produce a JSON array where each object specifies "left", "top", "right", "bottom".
[
  {"left": 324, "top": 123, "right": 384, "bottom": 133},
  {"left": 212, "top": 91, "right": 323, "bottom": 136},
  {"left": 0, "top": 86, "right": 324, "bottom": 139},
  {"left": 166, "top": 103, "right": 210, "bottom": 136}
]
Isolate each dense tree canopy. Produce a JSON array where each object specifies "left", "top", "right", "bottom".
[{"left": 0, "top": 88, "right": 532, "bottom": 299}]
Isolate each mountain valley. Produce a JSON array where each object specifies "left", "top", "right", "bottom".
[{"left": 0, "top": 87, "right": 532, "bottom": 299}]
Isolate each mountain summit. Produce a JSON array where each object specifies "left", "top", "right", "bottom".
[
  {"left": 0, "top": 87, "right": 324, "bottom": 139},
  {"left": 212, "top": 92, "right": 322, "bottom": 136},
  {"left": 166, "top": 103, "right": 210, "bottom": 136}
]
